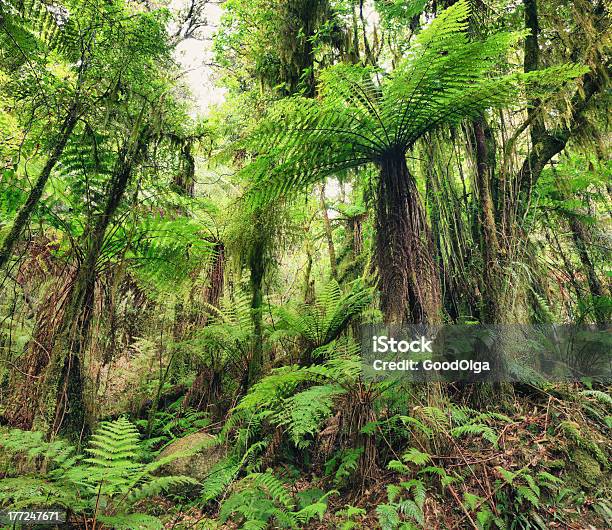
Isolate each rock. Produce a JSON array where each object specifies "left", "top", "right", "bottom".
[
  {"left": 570, "top": 448, "right": 603, "bottom": 488},
  {"left": 155, "top": 432, "right": 225, "bottom": 482}
]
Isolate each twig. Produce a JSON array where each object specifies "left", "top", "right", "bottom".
[{"left": 448, "top": 484, "right": 478, "bottom": 530}]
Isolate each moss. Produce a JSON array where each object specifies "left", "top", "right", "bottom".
[
  {"left": 560, "top": 421, "right": 608, "bottom": 467},
  {"left": 568, "top": 448, "right": 603, "bottom": 488},
  {"left": 543, "top": 459, "right": 565, "bottom": 470}
]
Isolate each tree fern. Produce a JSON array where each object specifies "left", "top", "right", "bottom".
[
  {"left": 239, "top": 0, "right": 586, "bottom": 323},
  {"left": 274, "top": 279, "right": 372, "bottom": 361},
  {"left": 2, "top": 0, "right": 79, "bottom": 60}
]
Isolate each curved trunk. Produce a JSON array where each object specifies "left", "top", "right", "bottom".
[
  {"left": 0, "top": 104, "right": 79, "bottom": 271},
  {"left": 376, "top": 153, "right": 441, "bottom": 324},
  {"left": 33, "top": 128, "right": 150, "bottom": 440}
]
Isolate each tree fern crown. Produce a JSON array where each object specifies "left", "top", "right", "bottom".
[{"left": 241, "top": 0, "right": 586, "bottom": 206}]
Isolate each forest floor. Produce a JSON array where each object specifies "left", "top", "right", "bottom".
[{"left": 135, "top": 385, "right": 610, "bottom": 529}]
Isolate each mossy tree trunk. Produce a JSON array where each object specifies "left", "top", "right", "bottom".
[
  {"left": 35, "top": 127, "right": 151, "bottom": 440},
  {"left": 247, "top": 227, "right": 265, "bottom": 388},
  {"left": 376, "top": 153, "right": 441, "bottom": 324},
  {"left": 567, "top": 214, "right": 609, "bottom": 327},
  {"left": 319, "top": 184, "right": 338, "bottom": 280}
]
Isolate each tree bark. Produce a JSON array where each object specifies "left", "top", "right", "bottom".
[
  {"left": 567, "top": 214, "right": 609, "bottom": 327},
  {"left": 473, "top": 116, "right": 503, "bottom": 322},
  {"left": 247, "top": 222, "right": 265, "bottom": 387},
  {"left": 37, "top": 126, "right": 151, "bottom": 439},
  {"left": 319, "top": 184, "right": 338, "bottom": 280},
  {"left": 376, "top": 153, "right": 441, "bottom": 324}
]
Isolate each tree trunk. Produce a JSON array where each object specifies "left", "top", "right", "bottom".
[
  {"left": 184, "top": 241, "right": 226, "bottom": 412},
  {"left": 568, "top": 214, "right": 609, "bottom": 327},
  {"left": 2, "top": 279, "right": 72, "bottom": 429},
  {"left": 319, "top": 184, "right": 338, "bottom": 280},
  {"left": 173, "top": 139, "right": 195, "bottom": 197},
  {"left": 303, "top": 237, "right": 315, "bottom": 303},
  {"left": 0, "top": 104, "right": 79, "bottom": 270},
  {"left": 473, "top": 117, "right": 503, "bottom": 322},
  {"left": 247, "top": 228, "right": 265, "bottom": 387},
  {"left": 36, "top": 127, "right": 150, "bottom": 439},
  {"left": 348, "top": 214, "right": 364, "bottom": 258},
  {"left": 376, "top": 153, "right": 441, "bottom": 324},
  {"left": 513, "top": 0, "right": 604, "bottom": 222}
]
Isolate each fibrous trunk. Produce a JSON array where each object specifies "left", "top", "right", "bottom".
[{"left": 376, "top": 153, "right": 441, "bottom": 324}]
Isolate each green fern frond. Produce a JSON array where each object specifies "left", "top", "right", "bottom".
[
  {"left": 450, "top": 423, "right": 498, "bottom": 447},
  {"left": 97, "top": 513, "right": 164, "bottom": 530},
  {"left": 277, "top": 384, "right": 345, "bottom": 447},
  {"left": 516, "top": 485, "right": 540, "bottom": 507},
  {"left": 581, "top": 390, "right": 612, "bottom": 407},
  {"left": 376, "top": 503, "right": 401, "bottom": 530},
  {"left": 129, "top": 475, "right": 198, "bottom": 503},
  {"left": 251, "top": 471, "right": 295, "bottom": 510},
  {"left": 200, "top": 458, "right": 242, "bottom": 502},
  {"left": 402, "top": 448, "right": 431, "bottom": 466}
]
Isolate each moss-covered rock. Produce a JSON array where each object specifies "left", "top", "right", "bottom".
[
  {"left": 569, "top": 448, "right": 603, "bottom": 488},
  {"left": 155, "top": 432, "right": 225, "bottom": 481}
]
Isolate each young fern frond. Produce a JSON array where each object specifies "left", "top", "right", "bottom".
[{"left": 275, "top": 279, "right": 372, "bottom": 352}]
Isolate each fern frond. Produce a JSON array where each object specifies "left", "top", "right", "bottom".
[
  {"left": 251, "top": 471, "right": 295, "bottom": 510},
  {"left": 97, "top": 513, "right": 164, "bottom": 530},
  {"left": 450, "top": 423, "right": 498, "bottom": 447},
  {"left": 129, "top": 475, "right": 198, "bottom": 503},
  {"left": 277, "top": 384, "right": 345, "bottom": 447}
]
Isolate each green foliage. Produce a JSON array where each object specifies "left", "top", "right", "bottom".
[
  {"left": 324, "top": 447, "right": 364, "bottom": 487},
  {"left": 492, "top": 465, "right": 571, "bottom": 527},
  {"left": 136, "top": 401, "right": 210, "bottom": 453},
  {"left": 241, "top": 0, "right": 585, "bottom": 206},
  {"left": 335, "top": 504, "right": 367, "bottom": 530},
  {"left": 128, "top": 215, "right": 216, "bottom": 289},
  {"left": 273, "top": 279, "right": 373, "bottom": 355},
  {"left": 219, "top": 470, "right": 331, "bottom": 528},
  {"left": 0, "top": 1, "right": 609, "bottom": 529},
  {"left": 0, "top": 418, "right": 198, "bottom": 525},
  {"left": 377, "top": 448, "right": 431, "bottom": 528},
  {"left": 235, "top": 357, "right": 356, "bottom": 448},
  {"left": 450, "top": 423, "right": 499, "bottom": 448}
]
